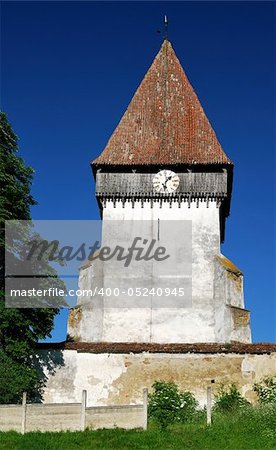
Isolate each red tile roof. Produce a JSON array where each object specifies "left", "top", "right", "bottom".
[
  {"left": 37, "top": 342, "right": 276, "bottom": 355},
  {"left": 93, "top": 40, "right": 232, "bottom": 167}
]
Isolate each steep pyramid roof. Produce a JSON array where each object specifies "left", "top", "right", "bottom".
[{"left": 93, "top": 40, "right": 232, "bottom": 166}]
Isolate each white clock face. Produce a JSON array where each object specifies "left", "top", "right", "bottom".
[{"left": 152, "top": 170, "right": 180, "bottom": 194}]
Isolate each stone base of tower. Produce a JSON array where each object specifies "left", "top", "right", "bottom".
[
  {"left": 68, "top": 253, "right": 252, "bottom": 344},
  {"left": 68, "top": 306, "right": 251, "bottom": 344},
  {"left": 38, "top": 342, "right": 276, "bottom": 407}
]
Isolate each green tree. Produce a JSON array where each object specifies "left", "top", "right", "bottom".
[{"left": 0, "top": 112, "right": 64, "bottom": 403}]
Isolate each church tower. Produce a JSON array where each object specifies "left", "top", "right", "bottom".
[{"left": 68, "top": 39, "right": 251, "bottom": 344}]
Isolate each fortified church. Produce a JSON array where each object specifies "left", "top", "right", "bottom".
[{"left": 41, "top": 38, "right": 276, "bottom": 407}]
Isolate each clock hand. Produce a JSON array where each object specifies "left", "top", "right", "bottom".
[{"left": 164, "top": 177, "right": 172, "bottom": 186}]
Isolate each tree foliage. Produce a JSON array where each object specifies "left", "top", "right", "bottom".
[
  {"left": 0, "top": 112, "right": 62, "bottom": 403},
  {"left": 0, "top": 112, "right": 36, "bottom": 224}
]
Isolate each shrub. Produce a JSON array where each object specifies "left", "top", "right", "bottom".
[
  {"left": 253, "top": 376, "right": 276, "bottom": 404},
  {"left": 213, "top": 384, "right": 250, "bottom": 413},
  {"left": 148, "top": 380, "right": 198, "bottom": 429},
  {"left": 179, "top": 391, "right": 199, "bottom": 422}
]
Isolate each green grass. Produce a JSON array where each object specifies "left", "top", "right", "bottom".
[{"left": 0, "top": 406, "right": 275, "bottom": 450}]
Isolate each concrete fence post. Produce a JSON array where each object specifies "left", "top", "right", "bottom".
[
  {"left": 80, "top": 390, "right": 87, "bottom": 431},
  {"left": 143, "top": 388, "right": 148, "bottom": 430},
  {"left": 207, "top": 386, "right": 212, "bottom": 425},
  {"left": 21, "top": 392, "right": 27, "bottom": 434}
]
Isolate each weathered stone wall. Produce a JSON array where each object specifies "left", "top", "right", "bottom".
[
  {"left": 40, "top": 346, "right": 276, "bottom": 407},
  {"left": 214, "top": 255, "right": 251, "bottom": 343}
]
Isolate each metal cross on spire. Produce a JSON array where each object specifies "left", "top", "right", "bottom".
[{"left": 164, "top": 15, "right": 169, "bottom": 40}]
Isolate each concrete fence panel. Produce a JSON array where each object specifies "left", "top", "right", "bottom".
[
  {"left": 0, "top": 389, "right": 147, "bottom": 433},
  {"left": 0, "top": 405, "right": 22, "bottom": 432},
  {"left": 86, "top": 404, "right": 144, "bottom": 430},
  {"left": 25, "top": 403, "right": 82, "bottom": 432}
]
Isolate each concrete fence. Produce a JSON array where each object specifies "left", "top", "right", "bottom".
[{"left": 0, "top": 389, "right": 148, "bottom": 433}]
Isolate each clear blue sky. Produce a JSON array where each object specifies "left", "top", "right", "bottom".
[{"left": 2, "top": 1, "right": 275, "bottom": 342}]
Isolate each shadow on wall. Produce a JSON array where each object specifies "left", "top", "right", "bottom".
[
  {"left": 32, "top": 350, "right": 65, "bottom": 403},
  {"left": 0, "top": 349, "right": 65, "bottom": 404}
]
